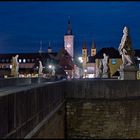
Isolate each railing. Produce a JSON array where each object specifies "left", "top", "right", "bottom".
[{"left": 0, "top": 80, "right": 65, "bottom": 138}]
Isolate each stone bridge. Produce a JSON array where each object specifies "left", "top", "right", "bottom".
[{"left": 1, "top": 78, "right": 140, "bottom": 139}]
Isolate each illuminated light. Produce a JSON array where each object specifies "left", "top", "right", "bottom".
[
  {"left": 78, "top": 57, "right": 83, "bottom": 63},
  {"left": 67, "top": 43, "right": 71, "bottom": 48},
  {"left": 48, "top": 65, "right": 52, "bottom": 69},
  {"left": 19, "top": 59, "right": 22, "bottom": 63},
  {"left": 88, "top": 74, "right": 95, "bottom": 78},
  {"left": 10, "top": 65, "right": 12, "bottom": 69},
  {"left": 23, "top": 59, "right": 26, "bottom": 63},
  {"left": 84, "top": 69, "right": 87, "bottom": 72}
]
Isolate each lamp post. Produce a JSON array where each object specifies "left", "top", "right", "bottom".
[
  {"left": 48, "top": 64, "right": 55, "bottom": 77},
  {"left": 84, "top": 69, "right": 87, "bottom": 78},
  {"left": 78, "top": 57, "right": 83, "bottom": 78}
]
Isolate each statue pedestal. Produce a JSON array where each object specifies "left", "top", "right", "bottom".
[
  {"left": 120, "top": 65, "right": 137, "bottom": 80},
  {"left": 102, "top": 73, "right": 109, "bottom": 78}
]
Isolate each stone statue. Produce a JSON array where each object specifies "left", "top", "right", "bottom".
[
  {"left": 52, "top": 66, "right": 55, "bottom": 76},
  {"left": 11, "top": 55, "right": 19, "bottom": 77},
  {"left": 38, "top": 61, "right": 43, "bottom": 76},
  {"left": 118, "top": 26, "right": 134, "bottom": 67},
  {"left": 96, "top": 59, "right": 103, "bottom": 78},
  {"left": 102, "top": 53, "right": 109, "bottom": 74},
  {"left": 118, "top": 26, "right": 137, "bottom": 80}
]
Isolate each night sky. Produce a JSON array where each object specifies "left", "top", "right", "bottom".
[{"left": 0, "top": 1, "right": 140, "bottom": 56}]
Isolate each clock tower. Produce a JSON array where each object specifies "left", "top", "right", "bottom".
[{"left": 64, "top": 17, "right": 74, "bottom": 60}]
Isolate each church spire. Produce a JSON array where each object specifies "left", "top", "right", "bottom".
[
  {"left": 91, "top": 40, "right": 96, "bottom": 56},
  {"left": 48, "top": 41, "right": 52, "bottom": 53},
  {"left": 39, "top": 40, "right": 43, "bottom": 54},
  {"left": 91, "top": 40, "right": 96, "bottom": 49},
  {"left": 82, "top": 40, "right": 87, "bottom": 49},
  {"left": 66, "top": 16, "right": 73, "bottom": 35}
]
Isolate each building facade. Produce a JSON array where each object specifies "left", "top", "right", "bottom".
[
  {"left": 81, "top": 40, "right": 97, "bottom": 78},
  {"left": 0, "top": 48, "right": 74, "bottom": 79}
]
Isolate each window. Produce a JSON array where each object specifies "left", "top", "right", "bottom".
[
  {"left": 10, "top": 65, "right": 12, "bottom": 69},
  {"left": 6, "top": 59, "right": 9, "bottom": 63},
  {"left": 2, "top": 59, "right": 5, "bottom": 63},
  {"left": 112, "top": 59, "right": 116, "bottom": 65},
  {"left": 23, "top": 59, "right": 26, "bottom": 63},
  {"left": 19, "top": 59, "right": 22, "bottom": 63},
  {"left": 27, "top": 59, "right": 30, "bottom": 62}
]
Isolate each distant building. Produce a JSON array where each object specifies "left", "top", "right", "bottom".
[
  {"left": 49, "top": 47, "right": 74, "bottom": 78},
  {"left": 0, "top": 49, "right": 74, "bottom": 79},
  {"left": 133, "top": 49, "right": 140, "bottom": 79},
  {"left": 86, "top": 56, "right": 96, "bottom": 78},
  {"left": 95, "top": 47, "right": 122, "bottom": 78},
  {"left": 81, "top": 40, "right": 97, "bottom": 78},
  {"left": 0, "top": 52, "right": 56, "bottom": 77},
  {"left": 47, "top": 42, "right": 52, "bottom": 53},
  {"left": 64, "top": 17, "right": 74, "bottom": 60},
  {"left": 82, "top": 40, "right": 88, "bottom": 70},
  {"left": 91, "top": 40, "right": 96, "bottom": 57}
]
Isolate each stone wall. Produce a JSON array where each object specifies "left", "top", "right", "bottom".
[
  {"left": 65, "top": 79, "right": 140, "bottom": 99},
  {"left": 33, "top": 105, "right": 65, "bottom": 139},
  {"left": 66, "top": 99, "right": 140, "bottom": 139}
]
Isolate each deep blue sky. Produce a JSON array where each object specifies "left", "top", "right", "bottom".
[{"left": 0, "top": 1, "right": 140, "bottom": 56}]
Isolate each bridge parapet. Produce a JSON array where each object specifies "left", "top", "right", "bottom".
[
  {"left": 65, "top": 79, "right": 140, "bottom": 99},
  {"left": 0, "top": 80, "right": 65, "bottom": 138}
]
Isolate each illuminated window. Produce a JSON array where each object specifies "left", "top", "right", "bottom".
[
  {"left": 112, "top": 59, "right": 116, "bottom": 64},
  {"left": 23, "top": 59, "right": 26, "bottom": 63},
  {"left": 19, "top": 59, "right": 22, "bottom": 63},
  {"left": 10, "top": 65, "right": 12, "bottom": 69}
]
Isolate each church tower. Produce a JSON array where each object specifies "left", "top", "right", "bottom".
[
  {"left": 39, "top": 40, "right": 43, "bottom": 54},
  {"left": 82, "top": 40, "right": 88, "bottom": 69},
  {"left": 47, "top": 42, "right": 52, "bottom": 53},
  {"left": 64, "top": 17, "right": 74, "bottom": 60},
  {"left": 91, "top": 40, "right": 96, "bottom": 56}
]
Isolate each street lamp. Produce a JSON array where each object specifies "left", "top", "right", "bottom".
[
  {"left": 78, "top": 57, "right": 83, "bottom": 63},
  {"left": 48, "top": 64, "right": 55, "bottom": 77},
  {"left": 78, "top": 56, "right": 84, "bottom": 78},
  {"left": 84, "top": 69, "right": 87, "bottom": 78},
  {"left": 48, "top": 65, "right": 52, "bottom": 69}
]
